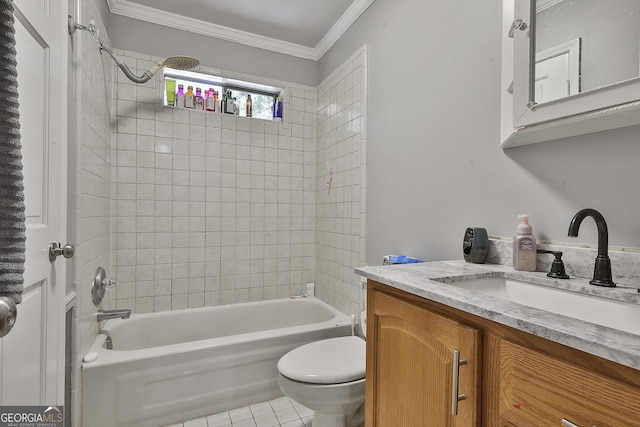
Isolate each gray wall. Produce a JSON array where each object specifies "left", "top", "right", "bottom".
[
  {"left": 319, "top": 0, "right": 640, "bottom": 265},
  {"left": 106, "top": 14, "right": 318, "bottom": 86},
  {"left": 104, "top": 0, "right": 640, "bottom": 267}
]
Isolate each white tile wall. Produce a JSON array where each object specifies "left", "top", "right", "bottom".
[
  {"left": 315, "top": 46, "right": 368, "bottom": 315},
  {"left": 112, "top": 51, "right": 317, "bottom": 312},
  {"left": 71, "top": 2, "right": 115, "bottom": 425}
]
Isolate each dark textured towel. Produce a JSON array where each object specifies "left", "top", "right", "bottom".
[{"left": 0, "top": 0, "right": 25, "bottom": 304}]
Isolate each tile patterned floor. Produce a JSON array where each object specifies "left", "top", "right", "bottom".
[{"left": 165, "top": 397, "right": 313, "bottom": 427}]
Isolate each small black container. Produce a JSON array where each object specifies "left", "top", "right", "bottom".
[{"left": 463, "top": 227, "right": 489, "bottom": 263}]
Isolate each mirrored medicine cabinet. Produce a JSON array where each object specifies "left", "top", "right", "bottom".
[{"left": 500, "top": 0, "right": 640, "bottom": 148}]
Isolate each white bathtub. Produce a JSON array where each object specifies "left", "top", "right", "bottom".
[{"left": 82, "top": 297, "right": 352, "bottom": 427}]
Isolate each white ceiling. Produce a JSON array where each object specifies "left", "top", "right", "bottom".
[{"left": 106, "top": 0, "right": 375, "bottom": 60}]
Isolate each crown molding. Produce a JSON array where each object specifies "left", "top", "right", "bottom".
[
  {"left": 106, "top": 0, "right": 375, "bottom": 61},
  {"left": 315, "top": 0, "right": 375, "bottom": 59}
]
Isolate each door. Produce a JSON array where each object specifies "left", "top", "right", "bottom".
[
  {"left": 535, "top": 53, "right": 571, "bottom": 103},
  {"left": 0, "top": 0, "right": 67, "bottom": 405},
  {"left": 534, "top": 39, "right": 581, "bottom": 104},
  {"left": 366, "top": 285, "right": 481, "bottom": 427}
]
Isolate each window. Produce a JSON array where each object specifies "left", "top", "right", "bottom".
[{"left": 163, "top": 68, "right": 282, "bottom": 121}]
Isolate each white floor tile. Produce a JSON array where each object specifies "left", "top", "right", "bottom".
[
  {"left": 270, "top": 397, "right": 294, "bottom": 411},
  {"left": 229, "top": 406, "right": 254, "bottom": 422},
  {"left": 250, "top": 402, "right": 274, "bottom": 417},
  {"left": 293, "top": 405, "right": 313, "bottom": 419},
  {"left": 254, "top": 413, "right": 279, "bottom": 427},
  {"left": 163, "top": 396, "right": 311, "bottom": 427},
  {"left": 274, "top": 408, "right": 299, "bottom": 424}
]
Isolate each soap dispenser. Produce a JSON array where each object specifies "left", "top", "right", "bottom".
[{"left": 513, "top": 214, "right": 536, "bottom": 271}]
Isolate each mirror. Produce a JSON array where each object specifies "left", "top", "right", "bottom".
[
  {"left": 500, "top": 0, "right": 640, "bottom": 148},
  {"left": 534, "top": 0, "right": 640, "bottom": 104}
]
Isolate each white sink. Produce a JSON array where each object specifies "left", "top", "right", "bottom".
[{"left": 436, "top": 276, "right": 640, "bottom": 336}]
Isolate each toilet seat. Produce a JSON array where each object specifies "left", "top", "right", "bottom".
[{"left": 277, "top": 336, "right": 366, "bottom": 384}]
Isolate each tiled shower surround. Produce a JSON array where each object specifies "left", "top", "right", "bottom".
[
  {"left": 112, "top": 47, "right": 367, "bottom": 314},
  {"left": 315, "top": 47, "right": 367, "bottom": 315},
  {"left": 72, "top": 1, "right": 115, "bottom": 425}
]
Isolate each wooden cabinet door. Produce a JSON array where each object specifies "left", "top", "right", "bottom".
[
  {"left": 366, "top": 286, "right": 481, "bottom": 427},
  {"left": 492, "top": 339, "right": 640, "bottom": 427}
]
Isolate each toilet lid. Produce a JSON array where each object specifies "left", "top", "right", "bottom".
[{"left": 278, "top": 336, "right": 366, "bottom": 384}]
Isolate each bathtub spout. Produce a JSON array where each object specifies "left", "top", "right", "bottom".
[{"left": 97, "top": 309, "right": 131, "bottom": 321}]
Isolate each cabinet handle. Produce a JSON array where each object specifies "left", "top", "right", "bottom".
[
  {"left": 451, "top": 349, "right": 468, "bottom": 415},
  {"left": 561, "top": 419, "right": 597, "bottom": 427}
]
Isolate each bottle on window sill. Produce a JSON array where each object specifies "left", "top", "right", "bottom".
[
  {"left": 246, "top": 94, "right": 252, "bottom": 117},
  {"left": 175, "top": 84, "right": 185, "bottom": 108},
  {"left": 205, "top": 88, "right": 216, "bottom": 112},
  {"left": 195, "top": 87, "right": 204, "bottom": 110},
  {"left": 185, "top": 86, "right": 195, "bottom": 109}
]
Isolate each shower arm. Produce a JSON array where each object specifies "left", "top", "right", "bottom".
[
  {"left": 69, "top": 15, "right": 163, "bottom": 84},
  {"left": 69, "top": 15, "right": 199, "bottom": 83},
  {"left": 99, "top": 43, "right": 162, "bottom": 84}
]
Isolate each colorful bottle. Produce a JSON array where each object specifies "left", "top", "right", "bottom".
[
  {"left": 224, "top": 90, "right": 235, "bottom": 114},
  {"left": 273, "top": 96, "right": 282, "bottom": 121},
  {"left": 185, "top": 86, "right": 195, "bottom": 109},
  {"left": 175, "top": 84, "right": 185, "bottom": 108},
  {"left": 205, "top": 88, "right": 216, "bottom": 112},
  {"left": 195, "top": 87, "right": 204, "bottom": 110},
  {"left": 246, "top": 94, "right": 252, "bottom": 117},
  {"left": 166, "top": 79, "right": 176, "bottom": 107},
  {"left": 513, "top": 214, "right": 537, "bottom": 272}
]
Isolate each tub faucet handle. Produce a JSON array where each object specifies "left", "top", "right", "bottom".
[{"left": 102, "top": 278, "right": 116, "bottom": 288}]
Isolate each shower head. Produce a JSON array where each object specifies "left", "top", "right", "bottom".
[
  {"left": 143, "top": 56, "right": 200, "bottom": 81},
  {"left": 163, "top": 56, "right": 200, "bottom": 70}
]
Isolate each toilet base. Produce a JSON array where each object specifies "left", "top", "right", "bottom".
[
  {"left": 314, "top": 405, "right": 364, "bottom": 427},
  {"left": 315, "top": 400, "right": 364, "bottom": 427},
  {"left": 277, "top": 374, "right": 365, "bottom": 427}
]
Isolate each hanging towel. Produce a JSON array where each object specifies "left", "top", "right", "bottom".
[{"left": 0, "top": 0, "right": 26, "bottom": 305}]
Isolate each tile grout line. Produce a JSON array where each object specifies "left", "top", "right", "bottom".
[{"left": 164, "top": 396, "right": 312, "bottom": 427}]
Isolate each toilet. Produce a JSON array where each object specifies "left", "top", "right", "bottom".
[{"left": 277, "top": 335, "right": 366, "bottom": 427}]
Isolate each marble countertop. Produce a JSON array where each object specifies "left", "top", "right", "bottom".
[{"left": 355, "top": 260, "right": 640, "bottom": 371}]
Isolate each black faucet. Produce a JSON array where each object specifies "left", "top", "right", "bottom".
[{"left": 567, "top": 208, "right": 615, "bottom": 287}]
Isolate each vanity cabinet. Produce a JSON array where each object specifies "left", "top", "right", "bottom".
[
  {"left": 365, "top": 284, "right": 481, "bottom": 426},
  {"left": 488, "top": 339, "right": 640, "bottom": 426},
  {"left": 366, "top": 280, "right": 640, "bottom": 427}
]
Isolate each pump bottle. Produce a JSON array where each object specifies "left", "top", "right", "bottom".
[{"left": 513, "top": 214, "right": 537, "bottom": 271}]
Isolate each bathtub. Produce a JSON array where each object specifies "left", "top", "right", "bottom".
[{"left": 82, "top": 297, "right": 352, "bottom": 427}]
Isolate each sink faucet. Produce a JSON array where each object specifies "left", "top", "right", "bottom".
[
  {"left": 97, "top": 309, "right": 131, "bottom": 321},
  {"left": 567, "top": 208, "right": 615, "bottom": 287}
]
